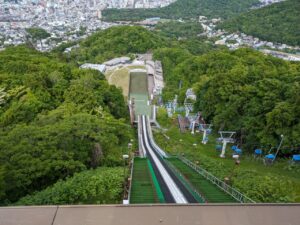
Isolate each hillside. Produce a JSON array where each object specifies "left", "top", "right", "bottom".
[
  {"left": 0, "top": 46, "right": 133, "bottom": 204},
  {"left": 219, "top": 0, "right": 300, "bottom": 46},
  {"left": 155, "top": 21, "right": 203, "bottom": 39},
  {"left": 1, "top": 25, "right": 299, "bottom": 205},
  {"left": 102, "top": 0, "right": 259, "bottom": 21},
  {"left": 70, "top": 26, "right": 168, "bottom": 63},
  {"left": 153, "top": 47, "right": 300, "bottom": 148}
]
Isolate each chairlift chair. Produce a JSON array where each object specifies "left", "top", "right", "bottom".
[
  {"left": 199, "top": 124, "right": 212, "bottom": 144},
  {"left": 217, "top": 131, "right": 236, "bottom": 158},
  {"left": 254, "top": 149, "right": 262, "bottom": 156},
  {"left": 263, "top": 135, "right": 284, "bottom": 165},
  {"left": 292, "top": 155, "right": 300, "bottom": 164},
  {"left": 231, "top": 145, "right": 242, "bottom": 155}
]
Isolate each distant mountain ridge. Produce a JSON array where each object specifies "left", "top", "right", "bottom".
[
  {"left": 218, "top": 0, "right": 300, "bottom": 46},
  {"left": 102, "top": 0, "right": 260, "bottom": 21}
]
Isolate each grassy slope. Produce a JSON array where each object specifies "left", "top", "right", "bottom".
[
  {"left": 105, "top": 65, "right": 145, "bottom": 97},
  {"left": 102, "top": 0, "right": 259, "bottom": 21},
  {"left": 219, "top": 0, "right": 300, "bottom": 46},
  {"left": 154, "top": 108, "right": 300, "bottom": 202}
]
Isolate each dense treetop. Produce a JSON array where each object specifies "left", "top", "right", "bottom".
[
  {"left": 154, "top": 47, "right": 300, "bottom": 149},
  {"left": 102, "top": 0, "right": 259, "bottom": 21},
  {"left": 1, "top": 24, "right": 299, "bottom": 205},
  {"left": 0, "top": 46, "right": 132, "bottom": 204},
  {"left": 25, "top": 27, "right": 50, "bottom": 41},
  {"left": 16, "top": 167, "right": 124, "bottom": 205},
  {"left": 70, "top": 26, "right": 168, "bottom": 64},
  {"left": 218, "top": 0, "right": 300, "bottom": 46},
  {"left": 155, "top": 21, "right": 203, "bottom": 39},
  {"left": 68, "top": 25, "right": 223, "bottom": 65}
]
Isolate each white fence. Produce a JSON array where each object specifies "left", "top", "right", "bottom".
[{"left": 178, "top": 155, "right": 255, "bottom": 203}]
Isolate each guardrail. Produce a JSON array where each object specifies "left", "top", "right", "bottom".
[
  {"left": 126, "top": 158, "right": 135, "bottom": 204},
  {"left": 177, "top": 155, "right": 255, "bottom": 203},
  {"left": 164, "top": 159, "right": 205, "bottom": 203}
]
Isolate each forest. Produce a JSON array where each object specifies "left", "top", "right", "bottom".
[
  {"left": 16, "top": 167, "right": 124, "bottom": 205},
  {"left": 68, "top": 25, "right": 224, "bottom": 65},
  {"left": 69, "top": 26, "right": 167, "bottom": 64},
  {"left": 218, "top": 0, "right": 300, "bottom": 46},
  {"left": 155, "top": 21, "right": 203, "bottom": 39},
  {"left": 1, "top": 25, "right": 299, "bottom": 205},
  {"left": 0, "top": 46, "right": 133, "bottom": 204},
  {"left": 153, "top": 47, "right": 300, "bottom": 150},
  {"left": 102, "top": 0, "right": 259, "bottom": 21}
]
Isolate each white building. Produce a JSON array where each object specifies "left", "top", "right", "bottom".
[{"left": 80, "top": 63, "right": 106, "bottom": 73}]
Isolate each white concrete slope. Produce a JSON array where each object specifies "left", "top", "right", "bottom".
[{"left": 141, "top": 115, "right": 187, "bottom": 204}]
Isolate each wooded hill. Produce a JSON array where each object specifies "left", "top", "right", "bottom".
[
  {"left": 1, "top": 26, "right": 299, "bottom": 205},
  {"left": 0, "top": 46, "right": 133, "bottom": 204},
  {"left": 102, "top": 0, "right": 259, "bottom": 21},
  {"left": 153, "top": 47, "right": 300, "bottom": 149},
  {"left": 218, "top": 0, "right": 300, "bottom": 46}
]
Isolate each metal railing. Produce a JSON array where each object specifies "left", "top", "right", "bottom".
[
  {"left": 127, "top": 158, "right": 135, "bottom": 204},
  {"left": 177, "top": 155, "right": 255, "bottom": 203},
  {"left": 164, "top": 159, "right": 206, "bottom": 203}
]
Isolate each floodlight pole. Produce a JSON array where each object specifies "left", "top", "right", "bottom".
[{"left": 273, "top": 134, "right": 284, "bottom": 162}]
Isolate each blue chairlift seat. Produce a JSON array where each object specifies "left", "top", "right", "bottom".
[
  {"left": 216, "top": 145, "right": 222, "bottom": 151},
  {"left": 265, "top": 154, "right": 275, "bottom": 160},
  {"left": 292, "top": 155, "right": 300, "bottom": 162},
  {"left": 254, "top": 149, "right": 262, "bottom": 155},
  {"left": 231, "top": 145, "right": 238, "bottom": 151},
  {"left": 234, "top": 148, "right": 242, "bottom": 155}
]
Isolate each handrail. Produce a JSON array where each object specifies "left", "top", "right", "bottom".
[
  {"left": 127, "top": 158, "right": 135, "bottom": 204},
  {"left": 138, "top": 115, "right": 146, "bottom": 157},
  {"left": 164, "top": 159, "right": 206, "bottom": 203},
  {"left": 177, "top": 155, "right": 255, "bottom": 203}
]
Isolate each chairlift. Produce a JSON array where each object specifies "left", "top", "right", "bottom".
[
  {"left": 263, "top": 135, "right": 284, "bottom": 165},
  {"left": 199, "top": 124, "right": 212, "bottom": 144},
  {"left": 189, "top": 113, "right": 200, "bottom": 134},
  {"left": 292, "top": 154, "right": 300, "bottom": 164},
  {"left": 217, "top": 131, "right": 236, "bottom": 158},
  {"left": 216, "top": 145, "right": 222, "bottom": 151},
  {"left": 254, "top": 149, "right": 263, "bottom": 157},
  {"left": 231, "top": 145, "right": 242, "bottom": 155},
  {"left": 234, "top": 148, "right": 242, "bottom": 155}
]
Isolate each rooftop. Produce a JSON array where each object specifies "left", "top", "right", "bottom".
[{"left": 1, "top": 204, "right": 299, "bottom": 225}]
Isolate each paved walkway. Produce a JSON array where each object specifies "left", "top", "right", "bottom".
[{"left": 1, "top": 204, "right": 299, "bottom": 225}]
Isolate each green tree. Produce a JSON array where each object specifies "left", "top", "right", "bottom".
[
  {"left": 16, "top": 167, "right": 125, "bottom": 205},
  {"left": 26, "top": 27, "right": 51, "bottom": 47}
]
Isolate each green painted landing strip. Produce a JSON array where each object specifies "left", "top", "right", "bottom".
[
  {"left": 167, "top": 158, "right": 237, "bottom": 203},
  {"left": 130, "top": 158, "right": 160, "bottom": 204},
  {"left": 147, "top": 159, "right": 165, "bottom": 203}
]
